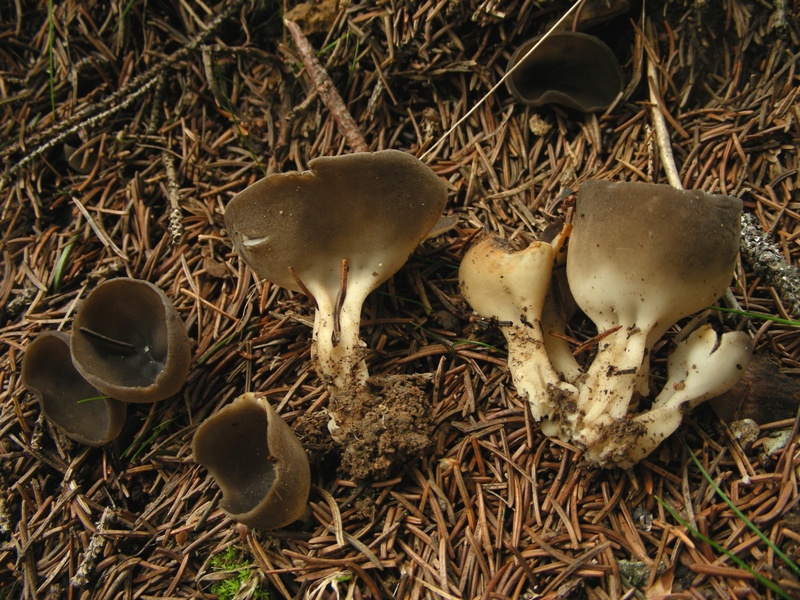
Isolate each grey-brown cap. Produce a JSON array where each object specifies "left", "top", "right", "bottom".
[
  {"left": 224, "top": 149, "right": 448, "bottom": 298},
  {"left": 506, "top": 31, "right": 623, "bottom": 112},
  {"left": 192, "top": 393, "right": 310, "bottom": 530},
  {"left": 567, "top": 180, "right": 742, "bottom": 331},
  {"left": 71, "top": 278, "right": 192, "bottom": 403},
  {"left": 22, "top": 331, "right": 127, "bottom": 446}
]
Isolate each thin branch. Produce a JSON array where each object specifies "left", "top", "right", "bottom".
[
  {"left": 332, "top": 258, "right": 349, "bottom": 347},
  {"left": 740, "top": 213, "right": 800, "bottom": 317},
  {"left": 162, "top": 151, "right": 184, "bottom": 246},
  {"left": 647, "top": 51, "right": 682, "bottom": 189},
  {"left": 284, "top": 19, "right": 368, "bottom": 153}
]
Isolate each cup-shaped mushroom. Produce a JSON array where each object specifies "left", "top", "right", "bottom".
[
  {"left": 568, "top": 181, "right": 742, "bottom": 337},
  {"left": 192, "top": 393, "right": 311, "bottom": 529},
  {"left": 460, "top": 235, "right": 578, "bottom": 421},
  {"left": 22, "top": 332, "right": 126, "bottom": 446},
  {"left": 566, "top": 180, "right": 741, "bottom": 426},
  {"left": 224, "top": 149, "right": 448, "bottom": 389},
  {"left": 505, "top": 31, "right": 623, "bottom": 112},
  {"left": 70, "top": 278, "right": 191, "bottom": 403}
]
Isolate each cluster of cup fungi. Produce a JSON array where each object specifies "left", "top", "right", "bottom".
[{"left": 22, "top": 279, "right": 191, "bottom": 446}]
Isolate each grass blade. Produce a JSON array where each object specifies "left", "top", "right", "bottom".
[
  {"left": 710, "top": 305, "right": 800, "bottom": 327},
  {"left": 685, "top": 442, "right": 800, "bottom": 579},
  {"left": 655, "top": 495, "right": 792, "bottom": 599}
]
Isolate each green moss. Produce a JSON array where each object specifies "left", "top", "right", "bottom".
[{"left": 209, "top": 547, "right": 270, "bottom": 600}]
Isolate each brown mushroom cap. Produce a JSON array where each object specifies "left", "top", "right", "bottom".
[
  {"left": 223, "top": 150, "right": 448, "bottom": 298},
  {"left": 21, "top": 332, "right": 127, "bottom": 446},
  {"left": 70, "top": 278, "right": 192, "bottom": 403},
  {"left": 192, "top": 393, "right": 311, "bottom": 530},
  {"left": 505, "top": 31, "right": 623, "bottom": 112},
  {"left": 567, "top": 180, "right": 742, "bottom": 332}
]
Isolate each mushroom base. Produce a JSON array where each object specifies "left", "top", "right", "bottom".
[{"left": 315, "top": 373, "right": 435, "bottom": 481}]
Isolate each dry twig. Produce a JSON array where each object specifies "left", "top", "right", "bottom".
[{"left": 284, "top": 19, "right": 369, "bottom": 153}]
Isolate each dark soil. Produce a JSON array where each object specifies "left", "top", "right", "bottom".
[{"left": 328, "top": 374, "right": 435, "bottom": 481}]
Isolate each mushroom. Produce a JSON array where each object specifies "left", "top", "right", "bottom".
[
  {"left": 224, "top": 150, "right": 448, "bottom": 479},
  {"left": 21, "top": 332, "right": 126, "bottom": 446},
  {"left": 459, "top": 232, "right": 577, "bottom": 421},
  {"left": 581, "top": 325, "right": 752, "bottom": 468},
  {"left": 554, "top": 180, "right": 749, "bottom": 463},
  {"left": 505, "top": 31, "right": 623, "bottom": 112},
  {"left": 192, "top": 393, "right": 310, "bottom": 529},
  {"left": 70, "top": 278, "right": 192, "bottom": 403},
  {"left": 225, "top": 150, "right": 447, "bottom": 390},
  {"left": 578, "top": 326, "right": 751, "bottom": 467},
  {"left": 459, "top": 180, "right": 752, "bottom": 467}
]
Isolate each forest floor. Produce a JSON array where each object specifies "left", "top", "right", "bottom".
[{"left": 1, "top": 0, "right": 799, "bottom": 598}]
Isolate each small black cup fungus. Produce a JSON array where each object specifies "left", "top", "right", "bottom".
[{"left": 506, "top": 31, "right": 623, "bottom": 112}]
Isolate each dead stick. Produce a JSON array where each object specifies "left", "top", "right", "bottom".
[
  {"left": 71, "top": 507, "right": 114, "bottom": 587},
  {"left": 161, "top": 150, "right": 184, "bottom": 246},
  {"left": 284, "top": 19, "right": 368, "bottom": 153},
  {"left": 647, "top": 53, "right": 682, "bottom": 190},
  {"left": 740, "top": 213, "right": 800, "bottom": 317},
  {"left": 332, "top": 258, "right": 349, "bottom": 347}
]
